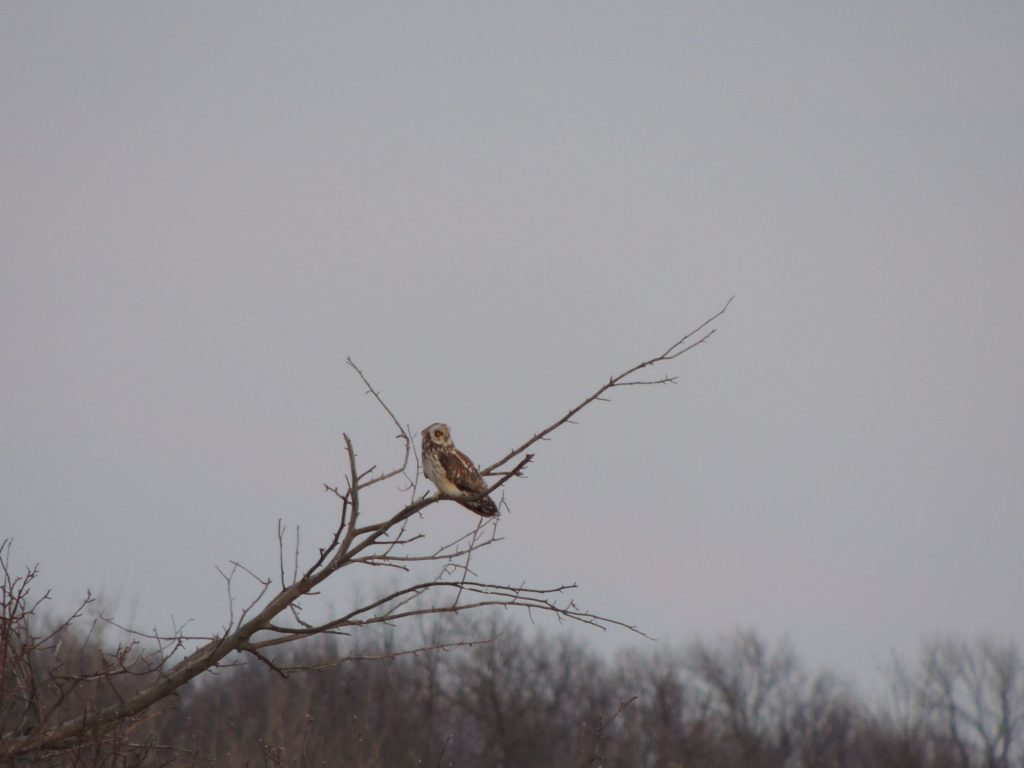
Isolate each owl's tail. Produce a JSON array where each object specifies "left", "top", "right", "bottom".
[{"left": 460, "top": 495, "right": 498, "bottom": 517}]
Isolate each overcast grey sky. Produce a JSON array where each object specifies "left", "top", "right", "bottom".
[{"left": 3, "top": 3, "right": 1023, "bottom": 688}]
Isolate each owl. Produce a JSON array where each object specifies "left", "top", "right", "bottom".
[{"left": 421, "top": 423, "right": 498, "bottom": 517}]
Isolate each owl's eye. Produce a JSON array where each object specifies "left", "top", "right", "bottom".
[{"left": 434, "top": 430, "right": 443, "bottom": 438}]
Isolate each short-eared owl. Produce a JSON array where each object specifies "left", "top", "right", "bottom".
[{"left": 421, "top": 423, "right": 498, "bottom": 517}]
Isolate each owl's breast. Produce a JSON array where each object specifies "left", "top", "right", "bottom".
[{"left": 423, "top": 449, "right": 462, "bottom": 496}]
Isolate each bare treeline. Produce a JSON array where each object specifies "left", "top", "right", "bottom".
[
  {"left": 152, "top": 621, "right": 1024, "bottom": 768},
  {"left": 6, "top": 608, "right": 1022, "bottom": 768}
]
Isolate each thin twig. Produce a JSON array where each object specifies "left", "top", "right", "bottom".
[{"left": 483, "top": 297, "right": 732, "bottom": 474}]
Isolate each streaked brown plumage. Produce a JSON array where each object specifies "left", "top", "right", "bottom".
[{"left": 421, "top": 423, "right": 498, "bottom": 517}]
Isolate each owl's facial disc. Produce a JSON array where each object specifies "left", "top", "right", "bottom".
[{"left": 423, "top": 423, "right": 449, "bottom": 444}]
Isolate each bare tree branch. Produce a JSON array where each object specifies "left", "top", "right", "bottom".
[
  {"left": 482, "top": 295, "right": 732, "bottom": 475},
  {"left": 0, "top": 301, "right": 730, "bottom": 759}
]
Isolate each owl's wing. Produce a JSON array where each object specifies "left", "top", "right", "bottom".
[{"left": 438, "top": 448, "right": 490, "bottom": 496}]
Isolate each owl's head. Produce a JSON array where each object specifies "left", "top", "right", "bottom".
[{"left": 422, "top": 422, "right": 453, "bottom": 447}]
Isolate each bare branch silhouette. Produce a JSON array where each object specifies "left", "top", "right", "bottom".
[
  {"left": 0, "top": 301, "right": 730, "bottom": 760},
  {"left": 482, "top": 295, "right": 733, "bottom": 475}
]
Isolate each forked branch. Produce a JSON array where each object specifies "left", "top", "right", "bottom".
[
  {"left": 0, "top": 300, "right": 730, "bottom": 760},
  {"left": 482, "top": 296, "right": 732, "bottom": 474}
]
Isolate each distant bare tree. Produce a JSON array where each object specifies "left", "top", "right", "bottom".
[
  {"left": 609, "top": 648, "right": 714, "bottom": 767},
  {"left": 790, "top": 671, "right": 865, "bottom": 768},
  {"left": 0, "top": 300, "right": 732, "bottom": 763},
  {"left": 687, "top": 630, "right": 806, "bottom": 768},
  {"left": 446, "top": 618, "right": 614, "bottom": 766},
  {"left": 912, "top": 636, "right": 1024, "bottom": 768}
]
